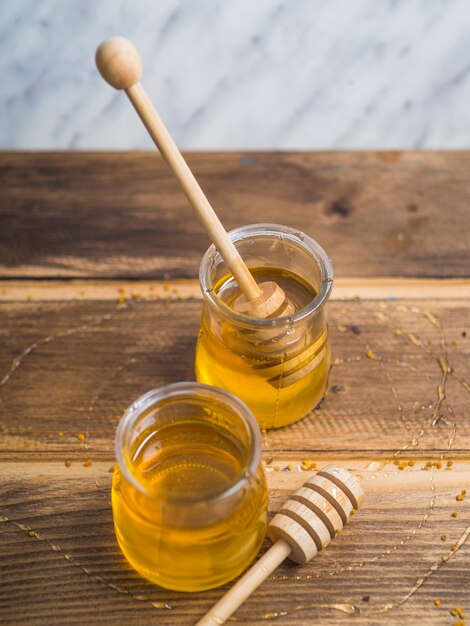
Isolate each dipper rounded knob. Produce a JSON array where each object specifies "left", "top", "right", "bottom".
[{"left": 95, "top": 36, "right": 142, "bottom": 90}]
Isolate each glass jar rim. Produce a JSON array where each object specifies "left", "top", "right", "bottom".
[
  {"left": 115, "top": 382, "right": 261, "bottom": 504},
  {"left": 199, "top": 223, "right": 333, "bottom": 327}
]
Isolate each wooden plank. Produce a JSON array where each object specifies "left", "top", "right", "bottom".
[
  {"left": 1, "top": 460, "right": 469, "bottom": 625},
  {"left": 1, "top": 277, "right": 470, "bottom": 302},
  {"left": 0, "top": 297, "right": 468, "bottom": 456},
  {"left": 1, "top": 152, "right": 469, "bottom": 279}
]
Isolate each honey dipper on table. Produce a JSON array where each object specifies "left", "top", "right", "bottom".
[
  {"left": 95, "top": 37, "right": 294, "bottom": 320},
  {"left": 195, "top": 464, "right": 364, "bottom": 626}
]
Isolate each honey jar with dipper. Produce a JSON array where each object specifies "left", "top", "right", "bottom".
[
  {"left": 96, "top": 36, "right": 333, "bottom": 430},
  {"left": 195, "top": 223, "right": 333, "bottom": 429}
]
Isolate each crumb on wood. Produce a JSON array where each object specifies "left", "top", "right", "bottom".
[
  {"left": 348, "top": 324, "right": 361, "bottom": 334},
  {"left": 330, "top": 385, "right": 343, "bottom": 393}
]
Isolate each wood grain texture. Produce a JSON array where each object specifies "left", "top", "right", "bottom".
[
  {"left": 1, "top": 152, "right": 469, "bottom": 279},
  {"left": 1, "top": 152, "right": 470, "bottom": 626},
  {"left": 0, "top": 296, "right": 468, "bottom": 457},
  {"left": 1, "top": 462, "right": 469, "bottom": 625}
]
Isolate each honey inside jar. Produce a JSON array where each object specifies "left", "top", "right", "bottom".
[
  {"left": 195, "top": 264, "right": 331, "bottom": 429},
  {"left": 112, "top": 384, "right": 267, "bottom": 592}
]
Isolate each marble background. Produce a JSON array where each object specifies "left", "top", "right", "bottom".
[{"left": 1, "top": 0, "right": 469, "bottom": 150}]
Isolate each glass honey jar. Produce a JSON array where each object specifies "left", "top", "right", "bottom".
[
  {"left": 195, "top": 224, "right": 333, "bottom": 429},
  {"left": 112, "top": 382, "right": 267, "bottom": 592}
]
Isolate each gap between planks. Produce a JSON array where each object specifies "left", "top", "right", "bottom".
[
  {"left": 2, "top": 459, "right": 470, "bottom": 494},
  {"left": 1, "top": 277, "right": 469, "bottom": 302},
  {"left": 3, "top": 450, "right": 470, "bottom": 463}
]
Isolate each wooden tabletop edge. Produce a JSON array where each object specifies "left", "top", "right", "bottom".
[{"left": 1, "top": 277, "right": 469, "bottom": 302}]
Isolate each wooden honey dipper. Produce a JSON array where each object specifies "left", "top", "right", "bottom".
[
  {"left": 95, "top": 37, "right": 294, "bottom": 320},
  {"left": 195, "top": 464, "right": 364, "bottom": 626}
]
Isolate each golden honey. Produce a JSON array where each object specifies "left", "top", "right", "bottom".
[
  {"left": 196, "top": 240, "right": 332, "bottom": 430},
  {"left": 112, "top": 383, "right": 267, "bottom": 592}
]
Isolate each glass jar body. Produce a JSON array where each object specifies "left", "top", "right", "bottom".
[
  {"left": 112, "top": 383, "right": 267, "bottom": 592},
  {"left": 195, "top": 224, "right": 333, "bottom": 429}
]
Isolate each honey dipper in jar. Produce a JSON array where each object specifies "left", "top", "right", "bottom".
[{"left": 96, "top": 38, "right": 333, "bottom": 429}]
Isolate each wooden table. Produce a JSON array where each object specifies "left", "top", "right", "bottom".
[{"left": 1, "top": 152, "right": 469, "bottom": 625}]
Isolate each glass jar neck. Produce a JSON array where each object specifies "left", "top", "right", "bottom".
[
  {"left": 199, "top": 223, "right": 333, "bottom": 328},
  {"left": 115, "top": 382, "right": 261, "bottom": 507}
]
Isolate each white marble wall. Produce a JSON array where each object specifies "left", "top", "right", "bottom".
[{"left": 1, "top": 0, "right": 469, "bottom": 149}]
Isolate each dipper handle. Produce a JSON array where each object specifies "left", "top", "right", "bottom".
[
  {"left": 95, "top": 37, "right": 262, "bottom": 304},
  {"left": 195, "top": 465, "right": 364, "bottom": 626}
]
